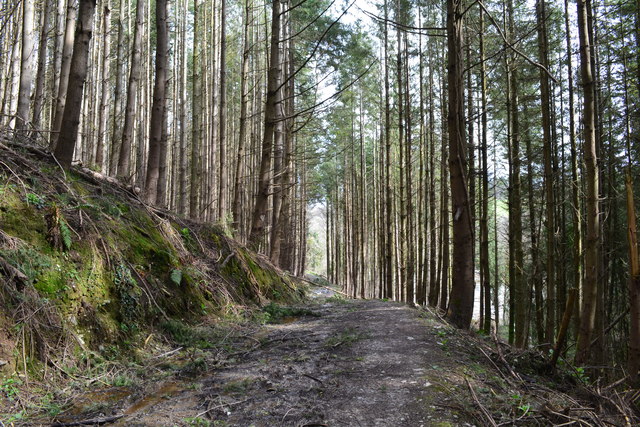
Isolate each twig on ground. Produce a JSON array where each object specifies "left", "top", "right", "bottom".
[
  {"left": 51, "top": 414, "right": 124, "bottom": 426},
  {"left": 303, "top": 373, "right": 323, "bottom": 384},
  {"left": 125, "top": 261, "right": 170, "bottom": 321},
  {"left": 294, "top": 276, "right": 350, "bottom": 297},
  {"left": 220, "top": 252, "right": 236, "bottom": 269},
  {"left": 152, "top": 347, "right": 183, "bottom": 360},
  {"left": 465, "top": 377, "right": 497, "bottom": 427},
  {"left": 194, "top": 398, "right": 251, "bottom": 419}
]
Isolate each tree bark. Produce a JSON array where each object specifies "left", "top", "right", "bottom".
[
  {"left": 50, "top": 0, "right": 77, "bottom": 149},
  {"left": 32, "top": 0, "right": 52, "bottom": 131},
  {"left": 479, "top": 9, "right": 491, "bottom": 333},
  {"left": 232, "top": 0, "right": 252, "bottom": 235},
  {"left": 445, "top": 0, "right": 474, "bottom": 329},
  {"left": 145, "top": 0, "right": 168, "bottom": 204},
  {"left": 626, "top": 171, "right": 640, "bottom": 384},
  {"left": 53, "top": 0, "right": 96, "bottom": 167},
  {"left": 249, "top": 0, "right": 281, "bottom": 247},
  {"left": 189, "top": 0, "right": 202, "bottom": 219},
  {"left": 116, "top": 0, "right": 145, "bottom": 180},
  {"left": 536, "top": 0, "right": 556, "bottom": 350},
  {"left": 15, "top": 0, "right": 36, "bottom": 131},
  {"left": 575, "top": 0, "right": 600, "bottom": 365},
  {"left": 217, "top": 0, "right": 228, "bottom": 221},
  {"left": 94, "top": 2, "right": 110, "bottom": 171}
]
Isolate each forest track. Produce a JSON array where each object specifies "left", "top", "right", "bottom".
[{"left": 111, "top": 298, "right": 469, "bottom": 426}]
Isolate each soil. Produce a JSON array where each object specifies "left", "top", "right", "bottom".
[
  {"left": 50, "top": 290, "right": 476, "bottom": 427},
  {"left": 41, "top": 288, "right": 636, "bottom": 427}
]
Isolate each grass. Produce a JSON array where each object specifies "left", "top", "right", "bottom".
[
  {"left": 255, "top": 302, "right": 317, "bottom": 324},
  {"left": 326, "top": 295, "right": 350, "bottom": 304},
  {"left": 325, "top": 328, "right": 366, "bottom": 348},
  {"left": 222, "top": 378, "right": 255, "bottom": 395}
]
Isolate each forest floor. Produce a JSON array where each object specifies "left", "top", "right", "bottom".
[
  {"left": 39, "top": 285, "right": 638, "bottom": 427},
  {"left": 113, "top": 291, "right": 464, "bottom": 427}
]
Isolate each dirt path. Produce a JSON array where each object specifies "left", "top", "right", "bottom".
[{"left": 115, "top": 298, "right": 468, "bottom": 426}]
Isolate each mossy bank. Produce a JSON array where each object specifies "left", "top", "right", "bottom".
[{"left": 0, "top": 136, "right": 304, "bottom": 416}]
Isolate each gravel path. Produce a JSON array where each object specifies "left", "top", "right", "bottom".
[{"left": 118, "top": 298, "right": 468, "bottom": 426}]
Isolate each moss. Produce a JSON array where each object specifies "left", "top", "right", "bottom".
[
  {"left": 114, "top": 222, "right": 177, "bottom": 275},
  {"left": 0, "top": 146, "right": 304, "bottom": 376},
  {"left": 159, "top": 269, "right": 209, "bottom": 317},
  {"left": 34, "top": 269, "right": 67, "bottom": 298},
  {"left": 0, "top": 189, "right": 48, "bottom": 248}
]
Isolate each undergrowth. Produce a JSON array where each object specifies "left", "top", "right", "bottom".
[{"left": 0, "top": 135, "right": 305, "bottom": 423}]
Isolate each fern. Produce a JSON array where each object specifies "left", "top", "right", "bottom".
[
  {"left": 170, "top": 269, "right": 182, "bottom": 285},
  {"left": 59, "top": 220, "right": 72, "bottom": 251}
]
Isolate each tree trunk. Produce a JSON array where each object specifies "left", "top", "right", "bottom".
[
  {"left": 50, "top": 0, "right": 77, "bottom": 149},
  {"left": 626, "top": 171, "right": 640, "bottom": 384},
  {"left": 232, "top": 0, "right": 252, "bottom": 235},
  {"left": 575, "top": 0, "right": 600, "bottom": 365},
  {"left": 217, "top": 0, "right": 228, "bottom": 222},
  {"left": 507, "top": 0, "right": 525, "bottom": 348},
  {"left": 189, "top": 0, "right": 202, "bottom": 219},
  {"left": 537, "top": 0, "right": 556, "bottom": 350},
  {"left": 15, "top": 0, "right": 35, "bottom": 131},
  {"left": 382, "top": 0, "right": 394, "bottom": 299},
  {"left": 116, "top": 0, "right": 145, "bottom": 180},
  {"left": 94, "top": 2, "right": 110, "bottom": 172},
  {"left": 445, "top": 0, "right": 474, "bottom": 329},
  {"left": 145, "top": 0, "right": 168, "bottom": 204},
  {"left": 479, "top": 9, "right": 491, "bottom": 333},
  {"left": 565, "top": 0, "right": 582, "bottom": 344},
  {"left": 249, "top": 0, "right": 281, "bottom": 247},
  {"left": 32, "top": 0, "right": 52, "bottom": 131},
  {"left": 53, "top": 0, "right": 97, "bottom": 167},
  {"left": 109, "top": 0, "right": 125, "bottom": 175}
]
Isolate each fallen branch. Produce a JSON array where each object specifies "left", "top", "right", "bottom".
[
  {"left": 465, "top": 377, "right": 498, "bottom": 427},
  {"left": 295, "top": 276, "right": 350, "bottom": 297},
  {"left": 51, "top": 414, "right": 124, "bottom": 426},
  {"left": 0, "top": 255, "right": 29, "bottom": 291},
  {"left": 220, "top": 251, "right": 236, "bottom": 269},
  {"left": 194, "top": 397, "right": 251, "bottom": 419},
  {"left": 303, "top": 373, "right": 323, "bottom": 384},
  {"left": 152, "top": 347, "right": 183, "bottom": 359},
  {"left": 125, "top": 261, "right": 170, "bottom": 321}
]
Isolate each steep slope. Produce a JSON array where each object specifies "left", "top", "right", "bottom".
[{"left": 0, "top": 134, "right": 303, "bottom": 421}]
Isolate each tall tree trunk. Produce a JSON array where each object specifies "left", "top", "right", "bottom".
[
  {"left": 403, "top": 30, "right": 415, "bottom": 303},
  {"left": 189, "top": 0, "right": 202, "bottom": 219},
  {"left": 428, "top": 44, "right": 439, "bottom": 307},
  {"left": 53, "top": 0, "right": 97, "bottom": 167},
  {"left": 50, "top": 1, "right": 77, "bottom": 149},
  {"left": 626, "top": 171, "right": 640, "bottom": 384},
  {"left": 218, "top": 0, "right": 228, "bottom": 221},
  {"left": 507, "top": 0, "right": 525, "bottom": 347},
  {"left": 94, "top": 2, "right": 110, "bottom": 172},
  {"left": 15, "top": 0, "right": 35, "bottom": 131},
  {"left": 271, "top": 18, "right": 293, "bottom": 266},
  {"left": 32, "top": 0, "right": 52, "bottom": 131},
  {"left": 232, "top": 0, "right": 252, "bottom": 234},
  {"left": 395, "top": 9, "right": 406, "bottom": 301},
  {"left": 116, "top": 0, "right": 145, "bottom": 180},
  {"left": 445, "top": 0, "right": 474, "bottom": 329},
  {"left": 439, "top": 52, "right": 450, "bottom": 312},
  {"left": 109, "top": 0, "right": 125, "bottom": 174},
  {"left": 575, "top": 0, "right": 600, "bottom": 365},
  {"left": 537, "top": 0, "right": 556, "bottom": 349},
  {"left": 479, "top": 9, "right": 491, "bottom": 333},
  {"left": 383, "top": 0, "right": 393, "bottom": 299},
  {"left": 249, "top": 0, "right": 281, "bottom": 247},
  {"left": 145, "top": 0, "right": 168, "bottom": 204},
  {"left": 565, "top": 0, "right": 582, "bottom": 341},
  {"left": 177, "top": 0, "right": 188, "bottom": 214}
]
